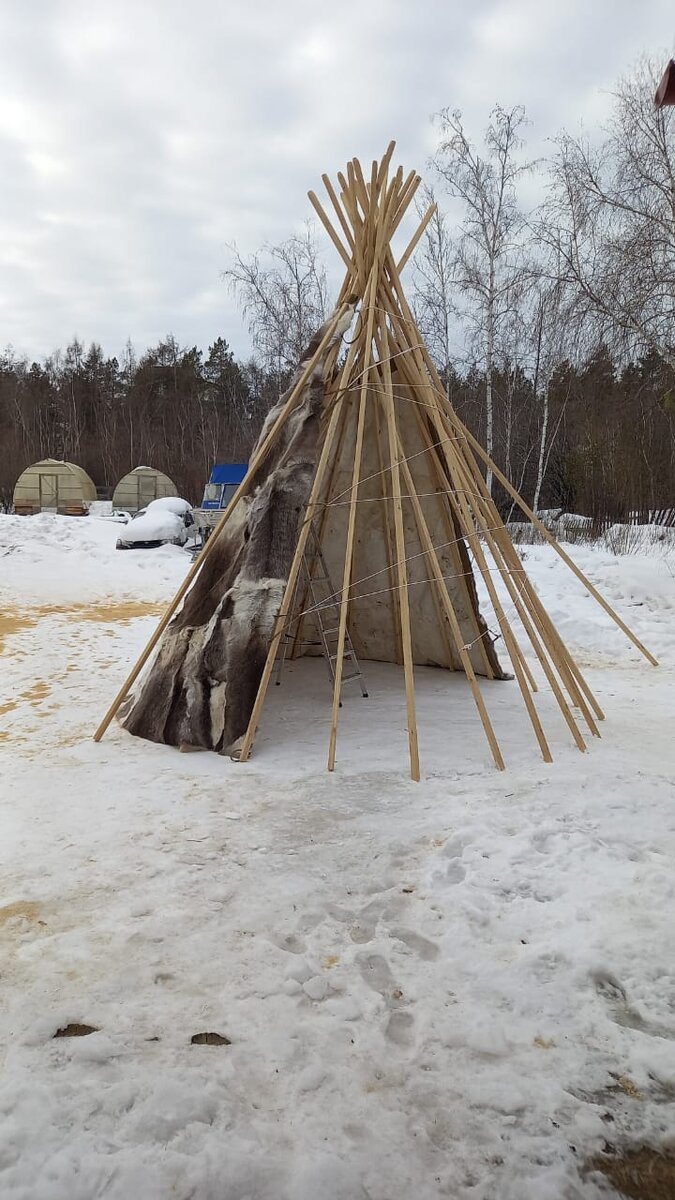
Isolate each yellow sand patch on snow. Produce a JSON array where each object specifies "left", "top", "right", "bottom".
[
  {"left": 616, "top": 1075, "right": 643, "bottom": 1100},
  {"left": 0, "top": 600, "right": 166, "bottom": 655},
  {"left": 55, "top": 730, "right": 89, "bottom": 748},
  {"left": 0, "top": 730, "right": 28, "bottom": 745},
  {"left": 58, "top": 600, "right": 166, "bottom": 625},
  {"left": 21, "top": 681, "right": 50, "bottom": 704},
  {"left": 0, "top": 901, "right": 43, "bottom": 927},
  {"left": 0, "top": 611, "right": 39, "bottom": 652},
  {"left": 31, "top": 600, "right": 166, "bottom": 625}
]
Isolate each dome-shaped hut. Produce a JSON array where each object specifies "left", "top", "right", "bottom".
[
  {"left": 112, "top": 466, "right": 178, "bottom": 513},
  {"left": 13, "top": 459, "right": 97, "bottom": 516}
]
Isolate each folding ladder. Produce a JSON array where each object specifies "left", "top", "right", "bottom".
[{"left": 275, "top": 524, "right": 368, "bottom": 700}]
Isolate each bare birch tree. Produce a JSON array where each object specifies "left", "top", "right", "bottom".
[
  {"left": 224, "top": 222, "right": 329, "bottom": 380},
  {"left": 529, "top": 281, "right": 572, "bottom": 513},
  {"left": 431, "top": 105, "right": 532, "bottom": 492},
  {"left": 542, "top": 57, "right": 675, "bottom": 370},
  {"left": 411, "top": 185, "right": 456, "bottom": 397}
]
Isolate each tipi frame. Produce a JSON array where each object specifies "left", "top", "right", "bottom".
[{"left": 94, "top": 144, "right": 656, "bottom": 779}]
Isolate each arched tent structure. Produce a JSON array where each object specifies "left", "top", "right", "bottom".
[
  {"left": 13, "top": 459, "right": 96, "bottom": 515},
  {"left": 112, "top": 466, "right": 178, "bottom": 513}
]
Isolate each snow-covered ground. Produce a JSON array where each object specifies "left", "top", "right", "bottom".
[{"left": 1, "top": 511, "right": 674, "bottom": 1200}]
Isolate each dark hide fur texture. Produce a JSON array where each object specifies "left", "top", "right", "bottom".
[{"left": 120, "top": 304, "right": 355, "bottom": 755}]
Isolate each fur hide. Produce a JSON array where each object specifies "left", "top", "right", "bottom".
[
  {"left": 120, "top": 304, "right": 355, "bottom": 754},
  {"left": 120, "top": 300, "right": 506, "bottom": 758}
]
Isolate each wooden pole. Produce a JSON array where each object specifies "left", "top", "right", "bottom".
[
  {"left": 390, "top": 174, "right": 422, "bottom": 238},
  {"left": 395, "top": 426, "right": 507, "bottom": 769},
  {"left": 403, "top": 384, "right": 536, "bottom": 692},
  {"left": 326, "top": 377, "right": 369, "bottom": 771},
  {"left": 353, "top": 158, "right": 377, "bottom": 252},
  {"left": 396, "top": 203, "right": 437, "bottom": 275},
  {"left": 289, "top": 395, "right": 351, "bottom": 660},
  {"left": 377, "top": 309, "right": 420, "bottom": 781},
  {"left": 308, "top": 190, "right": 352, "bottom": 269},
  {"left": 236, "top": 398, "right": 346, "bottom": 763},
  {"left": 339, "top": 174, "right": 367, "bottom": 288},
  {"left": 326, "top": 167, "right": 396, "bottom": 769},
  {"left": 321, "top": 173, "right": 356, "bottom": 252},
  {"left": 376, "top": 140, "right": 397, "bottom": 191},
  {"left": 372, "top": 372, "right": 404, "bottom": 665},
  {"left": 429, "top": 401, "right": 605, "bottom": 729},
  {"left": 364, "top": 204, "right": 607, "bottom": 742}
]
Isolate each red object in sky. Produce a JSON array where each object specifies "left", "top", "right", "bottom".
[{"left": 654, "top": 58, "right": 675, "bottom": 107}]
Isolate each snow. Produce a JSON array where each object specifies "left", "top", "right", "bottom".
[
  {"left": 146, "top": 497, "right": 193, "bottom": 516},
  {"left": 1, "top": 511, "right": 674, "bottom": 1199},
  {"left": 117, "top": 500, "right": 193, "bottom": 546}
]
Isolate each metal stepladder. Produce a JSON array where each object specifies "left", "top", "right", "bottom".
[{"left": 274, "top": 524, "right": 368, "bottom": 702}]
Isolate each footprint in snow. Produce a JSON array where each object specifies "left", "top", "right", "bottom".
[
  {"left": 349, "top": 921, "right": 375, "bottom": 944},
  {"left": 390, "top": 927, "right": 440, "bottom": 961},
  {"left": 357, "top": 953, "right": 403, "bottom": 1001},
  {"left": 433, "top": 859, "right": 466, "bottom": 886},
  {"left": 272, "top": 932, "right": 307, "bottom": 955},
  {"left": 594, "top": 970, "right": 675, "bottom": 1041},
  {"left": 357, "top": 953, "right": 417, "bottom": 1046},
  {"left": 385, "top": 1010, "right": 415, "bottom": 1047}
]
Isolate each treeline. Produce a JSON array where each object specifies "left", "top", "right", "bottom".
[
  {"left": 0, "top": 337, "right": 282, "bottom": 508},
  {"left": 1, "top": 332, "right": 672, "bottom": 522},
  {"left": 444, "top": 348, "right": 674, "bottom": 524}
]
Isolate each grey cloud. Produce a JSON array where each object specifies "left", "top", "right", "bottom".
[{"left": 0, "top": 0, "right": 672, "bottom": 362}]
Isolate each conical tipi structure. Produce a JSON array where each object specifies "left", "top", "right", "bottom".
[{"left": 95, "top": 145, "right": 655, "bottom": 779}]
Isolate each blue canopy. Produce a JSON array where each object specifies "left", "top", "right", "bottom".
[{"left": 209, "top": 463, "right": 248, "bottom": 485}]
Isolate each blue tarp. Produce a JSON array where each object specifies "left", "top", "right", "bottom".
[{"left": 209, "top": 463, "right": 248, "bottom": 485}]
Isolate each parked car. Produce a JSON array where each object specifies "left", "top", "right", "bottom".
[{"left": 116, "top": 497, "right": 195, "bottom": 550}]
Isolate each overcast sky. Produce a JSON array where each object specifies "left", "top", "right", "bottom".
[{"left": 0, "top": 0, "right": 672, "bottom": 364}]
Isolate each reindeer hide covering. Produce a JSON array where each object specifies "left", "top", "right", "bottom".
[
  {"left": 120, "top": 302, "right": 506, "bottom": 757},
  {"left": 120, "top": 308, "right": 354, "bottom": 755}
]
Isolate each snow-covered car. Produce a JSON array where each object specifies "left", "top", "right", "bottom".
[{"left": 115, "top": 497, "right": 195, "bottom": 550}]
